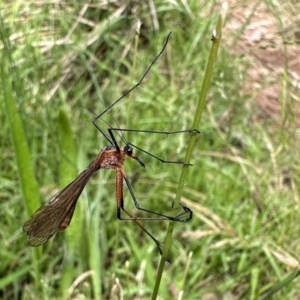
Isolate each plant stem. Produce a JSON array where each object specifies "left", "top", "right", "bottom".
[{"left": 151, "top": 4, "right": 228, "bottom": 299}]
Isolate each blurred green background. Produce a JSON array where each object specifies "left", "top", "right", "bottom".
[{"left": 1, "top": 1, "right": 300, "bottom": 299}]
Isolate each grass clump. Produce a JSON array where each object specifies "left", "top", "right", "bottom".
[{"left": 1, "top": 1, "right": 300, "bottom": 299}]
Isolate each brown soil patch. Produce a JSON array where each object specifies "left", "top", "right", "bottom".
[{"left": 224, "top": 1, "right": 300, "bottom": 126}]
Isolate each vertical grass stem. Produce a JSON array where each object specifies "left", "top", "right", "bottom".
[{"left": 151, "top": 4, "right": 228, "bottom": 299}]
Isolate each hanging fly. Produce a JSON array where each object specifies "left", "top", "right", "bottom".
[{"left": 23, "top": 32, "right": 199, "bottom": 256}]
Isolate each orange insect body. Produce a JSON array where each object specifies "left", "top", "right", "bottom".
[
  {"left": 23, "top": 145, "right": 136, "bottom": 247},
  {"left": 22, "top": 33, "right": 195, "bottom": 256}
]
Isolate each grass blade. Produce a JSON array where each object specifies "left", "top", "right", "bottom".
[
  {"left": 57, "top": 109, "right": 81, "bottom": 297},
  {"left": 151, "top": 4, "right": 228, "bottom": 299},
  {"left": 260, "top": 267, "right": 300, "bottom": 300},
  {"left": 0, "top": 34, "right": 41, "bottom": 296}
]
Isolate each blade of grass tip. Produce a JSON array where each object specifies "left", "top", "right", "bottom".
[
  {"left": 260, "top": 267, "right": 300, "bottom": 300},
  {"left": 0, "top": 18, "right": 43, "bottom": 291},
  {"left": 57, "top": 109, "right": 81, "bottom": 298},
  {"left": 151, "top": 3, "right": 228, "bottom": 299}
]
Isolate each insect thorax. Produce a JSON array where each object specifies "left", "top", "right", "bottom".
[{"left": 100, "top": 146, "right": 126, "bottom": 169}]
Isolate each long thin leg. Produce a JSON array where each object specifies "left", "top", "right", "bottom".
[
  {"left": 115, "top": 169, "right": 172, "bottom": 260},
  {"left": 92, "top": 33, "right": 172, "bottom": 133},
  {"left": 121, "top": 208, "right": 165, "bottom": 257},
  {"left": 110, "top": 128, "right": 200, "bottom": 135},
  {"left": 116, "top": 168, "right": 192, "bottom": 222},
  {"left": 108, "top": 128, "right": 200, "bottom": 165}
]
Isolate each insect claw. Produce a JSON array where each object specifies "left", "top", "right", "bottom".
[
  {"left": 184, "top": 162, "right": 193, "bottom": 166},
  {"left": 172, "top": 204, "right": 193, "bottom": 222},
  {"left": 190, "top": 129, "right": 201, "bottom": 134},
  {"left": 155, "top": 241, "right": 171, "bottom": 262},
  {"left": 137, "top": 159, "right": 145, "bottom": 168},
  {"left": 164, "top": 256, "right": 171, "bottom": 263}
]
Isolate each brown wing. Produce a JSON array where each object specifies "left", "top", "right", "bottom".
[
  {"left": 23, "top": 165, "right": 98, "bottom": 246},
  {"left": 59, "top": 204, "right": 76, "bottom": 231}
]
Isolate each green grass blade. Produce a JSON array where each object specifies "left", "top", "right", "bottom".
[
  {"left": 0, "top": 265, "right": 33, "bottom": 289},
  {"left": 250, "top": 267, "right": 260, "bottom": 300},
  {"left": 57, "top": 109, "right": 81, "bottom": 297},
  {"left": 260, "top": 267, "right": 300, "bottom": 300},
  {"left": 0, "top": 18, "right": 43, "bottom": 291},
  {"left": 151, "top": 4, "right": 228, "bottom": 299},
  {"left": 88, "top": 195, "right": 102, "bottom": 300},
  {"left": 0, "top": 37, "right": 40, "bottom": 219}
]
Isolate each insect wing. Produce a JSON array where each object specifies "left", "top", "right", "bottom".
[
  {"left": 23, "top": 167, "right": 97, "bottom": 246},
  {"left": 59, "top": 204, "right": 76, "bottom": 231}
]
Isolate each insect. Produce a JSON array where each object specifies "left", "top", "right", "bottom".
[{"left": 23, "top": 32, "right": 199, "bottom": 255}]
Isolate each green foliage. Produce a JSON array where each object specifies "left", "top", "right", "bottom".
[{"left": 1, "top": 1, "right": 300, "bottom": 299}]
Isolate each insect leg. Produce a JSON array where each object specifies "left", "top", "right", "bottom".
[
  {"left": 109, "top": 127, "right": 200, "bottom": 165},
  {"left": 116, "top": 168, "right": 192, "bottom": 222},
  {"left": 115, "top": 168, "right": 168, "bottom": 258}
]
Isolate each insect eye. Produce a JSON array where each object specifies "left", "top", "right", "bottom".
[{"left": 124, "top": 144, "right": 133, "bottom": 155}]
